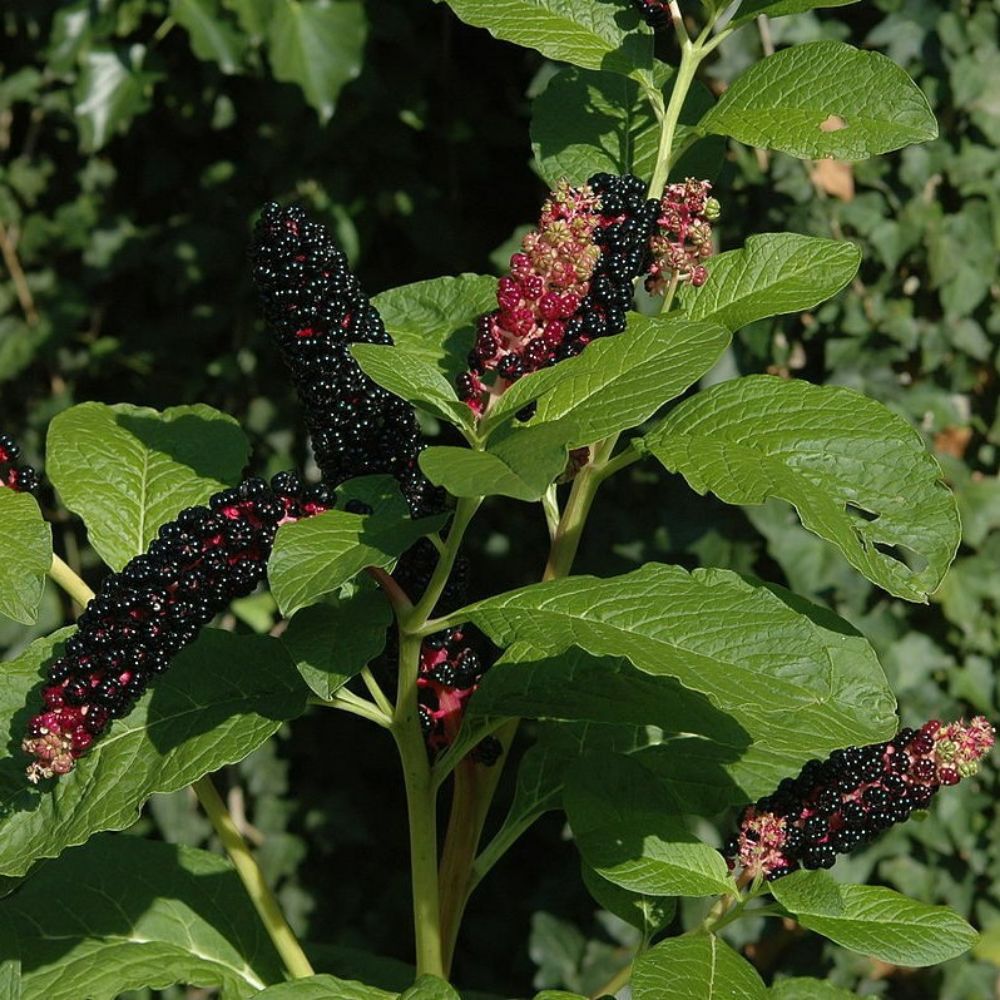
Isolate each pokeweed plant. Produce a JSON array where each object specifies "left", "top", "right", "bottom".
[{"left": 0, "top": 1, "right": 992, "bottom": 998}]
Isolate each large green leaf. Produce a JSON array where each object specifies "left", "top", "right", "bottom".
[
  {"left": 73, "top": 46, "right": 158, "bottom": 152},
  {"left": 461, "top": 563, "right": 896, "bottom": 796},
  {"left": 46, "top": 401, "right": 250, "bottom": 573},
  {"left": 351, "top": 344, "right": 476, "bottom": 433},
  {"left": 0, "top": 628, "right": 308, "bottom": 877},
  {"left": 531, "top": 65, "right": 722, "bottom": 187},
  {"left": 0, "top": 491, "right": 51, "bottom": 625},
  {"left": 268, "top": 477, "right": 447, "bottom": 616},
  {"left": 437, "top": 0, "right": 653, "bottom": 81},
  {"left": 678, "top": 234, "right": 861, "bottom": 332},
  {"left": 172, "top": 0, "right": 248, "bottom": 73},
  {"left": 282, "top": 587, "right": 392, "bottom": 700},
  {"left": 0, "top": 910, "right": 19, "bottom": 1000},
  {"left": 631, "top": 934, "right": 767, "bottom": 1000},
  {"left": 250, "top": 976, "right": 395, "bottom": 999},
  {"left": 400, "top": 977, "right": 461, "bottom": 1000},
  {"left": 772, "top": 871, "right": 977, "bottom": 967},
  {"left": 267, "top": 0, "right": 366, "bottom": 123},
  {"left": 485, "top": 315, "right": 730, "bottom": 447},
  {"left": 643, "top": 375, "right": 960, "bottom": 602},
  {"left": 0, "top": 835, "right": 284, "bottom": 999},
  {"left": 699, "top": 41, "right": 937, "bottom": 159},
  {"left": 371, "top": 274, "right": 497, "bottom": 381},
  {"left": 769, "top": 978, "right": 861, "bottom": 1000},
  {"left": 563, "top": 753, "right": 735, "bottom": 897},
  {"left": 580, "top": 861, "right": 676, "bottom": 938},
  {"left": 729, "top": 0, "right": 859, "bottom": 29}
]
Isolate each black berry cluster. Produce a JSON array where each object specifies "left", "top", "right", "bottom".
[
  {"left": 22, "top": 474, "right": 332, "bottom": 782},
  {"left": 632, "top": 0, "right": 670, "bottom": 31},
  {"left": 457, "top": 173, "right": 658, "bottom": 414},
  {"left": 0, "top": 432, "right": 40, "bottom": 494},
  {"left": 724, "top": 717, "right": 995, "bottom": 881},
  {"left": 249, "top": 202, "right": 439, "bottom": 517}
]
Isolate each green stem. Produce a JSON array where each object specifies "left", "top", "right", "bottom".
[
  {"left": 590, "top": 960, "right": 632, "bottom": 999},
  {"left": 361, "top": 665, "right": 395, "bottom": 717},
  {"left": 394, "top": 632, "right": 446, "bottom": 978},
  {"left": 647, "top": 41, "right": 702, "bottom": 200},
  {"left": 309, "top": 689, "right": 392, "bottom": 728},
  {"left": 194, "top": 776, "right": 314, "bottom": 979},
  {"left": 49, "top": 553, "right": 94, "bottom": 607}
]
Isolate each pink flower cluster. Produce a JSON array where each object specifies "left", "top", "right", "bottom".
[{"left": 646, "top": 178, "right": 719, "bottom": 293}]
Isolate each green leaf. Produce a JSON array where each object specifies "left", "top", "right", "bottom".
[
  {"left": 0, "top": 835, "right": 284, "bottom": 998},
  {"left": 771, "top": 871, "right": 978, "bottom": 967},
  {"left": 485, "top": 315, "right": 730, "bottom": 446},
  {"left": 228, "top": 0, "right": 276, "bottom": 36},
  {"left": 462, "top": 563, "right": 896, "bottom": 797},
  {"left": 172, "top": 0, "right": 248, "bottom": 74},
  {"left": 0, "top": 628, "right": 308, "bottom": 877},
  {"left": 267, "top": 0, "right": 366, "bottom": 123},
  {"left": 699, "top": 41, "right": 937, "bottom": 159},
  {"left": 351, "top": 344, "right": 476, "bottom": 432},
  {"left": 46, "top": 401, "right": 250, "bottom": 573},
  {"left": 0, "top": 909, "right": 19, "bottom": 1000},
  {"left": 400, "top": 977, "right": 461, "bottom": 1000},
  {"left": 282, "top": 588, "right": 392, "bottom": 700},
  {"left": 250, "top": 976, "right": 395, "bottom": 999},
  {"left": 770, "top": 978, "right": 861, "bottom": 1000},
  {"left": 678, "top": 234, "right": 861, "bottom": 332},
  {"left": 437, "top": 0, "right": 653, "bottom": 80},
  {"left": 268, "top": 477, "right": 447, "bottom": 616},
  {"left": 729, "top": 0, "right": 859, "bottom": 29},
  {"left": 631, "top": 934, "right": 767, "bottom": 1000},
  {"left": 420, "top": 422, "right": 572, "bottom": 502},
  {"left": 530, "top": 65, "right": 721, "bottom": 188},
  {"left": 643, "top": 375, "right": 960, "bottom": 602},
  {"left": 564, "top": 753, "right": 735, "bottom": 897},
  {"left": 371, "top": 274, "right": 498, "bottom": 381},
  {"left": 580, "top": 861, "right": 676, "bottom": 938},
  {"left": 74, "top": 46, "right": 157, "bottom": 153},
  {"left": 0, "top": 491, "right": 52, "bottom": 625}
]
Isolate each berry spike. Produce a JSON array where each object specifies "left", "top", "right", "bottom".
[
  {"left": 0, "top": 431, "right": 40, "bottom": 494},
  {"left": 249, "top": 202, "right": 439, "bottom": 518},
  {"left": 21, "top": 474, "right": 333, "bottom": 783},
  {"left": 457, "top": 173, "right": 660, "bottom": 414},
  {"left": 723, "top": 718, "right": 995, "bottom": 881},
  {"left": 632, "top": 0, "right": 670, "bottom": 31}
]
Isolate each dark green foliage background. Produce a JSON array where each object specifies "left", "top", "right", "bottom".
[{"left": 1, "top": 1, "right": 998, "bottom": 997}]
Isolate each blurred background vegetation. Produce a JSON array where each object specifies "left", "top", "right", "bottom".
[{"left": 1, "top": 0, "right": 998, "bottom": 997}]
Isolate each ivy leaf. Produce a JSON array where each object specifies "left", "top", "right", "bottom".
[
  {"left": 729, "top": 0, "right": 859, "bottom": 29},
  {"left": 563, "top": 753, "right": 735, "bottom": 897},
  {"left": 485, "top": 315, "right": 730, "bottom": 446},
  {"left": 0, "top": 628, "right": 308, "bottom": 877},
  {"left": 769, "top": 978, "right": 862, "bottom": 1000},
  {"left": 678, "top": 234, "right": 861, "bottom": 332},
  {"left": 580, "top": 861, "right": 676, "bottom": 938},
  {"left": 268, "top": 477, "right": 447, "bottom": 616},
  {"left": 531, "top": 65, "right": 723, "bottom": 187},
  {"left": 351, "top": 344, "right": 476, "bottom": 433},
  {"left": 462, "top": 563, "right": 896, "bottom": 797},
  {"left": 172, "top": 0, "right": 248, "bottom": 74},
  {"left": 74, "top": 46, "right": 159, "bottom": 152},
  {"left": 250, "top": 976, "right": 395, "bottom": 999},
  {"left": 436, "top": 0, "right": 654, "bottom": 81},
  {"left": 267, "top": 0, "right": 366, "bottom": 123},
  {"left": 1, "top": 835, "right": 284, "bottom": 998},
  {"left": 631, "top": 934, "right": 767, "bottom": 1000},
  {"left": 699, "top": 41, "right": 937, "bottom": 159},
  {"left": 282, "top": 588, "right": 392, "bottom": 700},
  {"left": 420, "top": 422, "right": 572, "bottom": 502},
  {"left": 0, "top": 491, "right": 51, "bottom": 625},
  {"left": 643, "top": 375, "right": 961, "bottom": 602},
  {"left": 771, "top": 871, "right": 978, "bottom": 966},
  {"left": 46, "top": 401, "right": 250, "bottom": 572}
]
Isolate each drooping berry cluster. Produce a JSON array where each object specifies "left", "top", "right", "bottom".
[
  {"left": 0, "top": 432, "right": 40, "bottom": 494},
  {"left": 632, "top": 0, "right": 670, "bottom": 31},
  {"left": 249, "top": 202, "right": 438, "bottom": 517},
  {"left": 724, "top": 717, "right": 995, "bottom": 881},
  {"left": 645, "top": 179, "right": 719, "bottom": 293},
  {"left": 457, "top": 173, "right": 659, "bottom": 414},
  {"left": 22, "top": 474, "right": 332, "bottom": 782}
]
